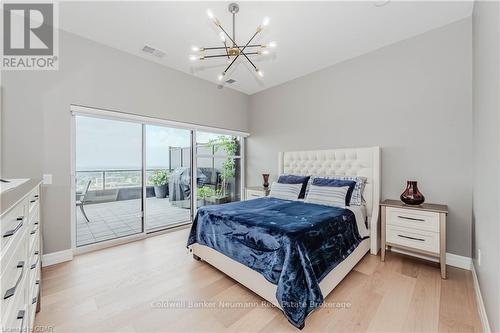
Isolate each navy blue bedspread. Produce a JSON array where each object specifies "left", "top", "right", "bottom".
[{"left": 186, "top": 197, "right": 363, "bottom": 328}]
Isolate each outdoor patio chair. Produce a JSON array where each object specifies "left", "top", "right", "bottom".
[{"left": 76, "top": 180, "right": 92, "bottom": 223}]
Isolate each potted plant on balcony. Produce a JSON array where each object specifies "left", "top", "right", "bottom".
[
  {"left": 150, "top": 170, "right": 169, "bottom": 199},
  {"left": 197, "top": 185, "right": 214, "bottom": 206},
  {"left": 205, "top": 136, "right": 237, "bottom": 205}
]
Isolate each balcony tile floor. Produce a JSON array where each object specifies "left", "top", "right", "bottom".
[{"left": 76, "top": 197, "right": 190, "bottom": 247}]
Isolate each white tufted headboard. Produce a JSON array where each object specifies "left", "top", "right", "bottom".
[{"left": 278, "top": 147, "right": 381, "bottom": 254}]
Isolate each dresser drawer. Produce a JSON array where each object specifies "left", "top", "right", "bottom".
[
  {"left": 386, "top": 207, "right": 439, "bottom": 233},
  {"left": 28, "top": 249, "right": 41, "bottom": 286},
  {"left": 28, "top": 222, "right": 40, "bottom": 254},
  {"left": 386, "top": 225, "right": 439, "bottom": 254},
  {"left": 28, "top": 206, "right": 39, "bottom": 228},
  {"left": 30, "top": 278, "right": 40, "bottom": 307},
  {"left": 28, "top": 279, "right": 40, "bottom": 330},
  {"left": 28, "top": 189, "right": 40, "bottom": 216},
  {"left": 1, "top": 247, "right": 28, "bottom": 320},
  {"left": 3, "top": 299, "right": 28, "bottom": 333},
  {"left": 0, "top": 201, "right": 27, "bottom": 256}
]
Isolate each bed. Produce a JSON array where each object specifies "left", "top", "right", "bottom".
[{"left": 187, "top": 147, "right": 380, "bottom": 328}]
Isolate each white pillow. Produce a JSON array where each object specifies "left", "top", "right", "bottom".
[
  {"left": 305, "top": 185, "right": 349, "bottom": 208},
  {"left": 307, "top": 176, "right": 367, "bottom": 206},
  {"left": 269, "top": 182, "right": 302, "bottom": 200}
]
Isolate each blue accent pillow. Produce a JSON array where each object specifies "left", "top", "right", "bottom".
[
  {"left": 278, "top": 175, "right": 310, "bottom": 199},
  {"left": 311, "top": 177, "right": 357, "bottom": 206}
]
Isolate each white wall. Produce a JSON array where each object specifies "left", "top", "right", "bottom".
[
  {"left": 247, "top": 18, "right": 472, "bottom": 257},
  {"left": 1, "top": 30, "right": 249, "bottom": 254},
  {"left": 472, "top": 1, "right": 500, "bottom": 331}
]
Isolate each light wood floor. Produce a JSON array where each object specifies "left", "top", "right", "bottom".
[{"left": 36, "top": 228, "right": 483, "bottom": 332}]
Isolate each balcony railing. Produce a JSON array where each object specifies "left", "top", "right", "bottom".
[{"left": 76, "top": 169, "right": 168, "bottom": 192}]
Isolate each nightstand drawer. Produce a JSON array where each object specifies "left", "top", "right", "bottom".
[
  {"left": 386, "top": 226, "right": 439, "bottom": 254},
  {"left": 386, "top": 207, "right": 439, "bottom": 233},
  {"left": 247, "top": 191, "right": 264, "bottom": 199},
  {"left": 245, "top": 188, "right": 269, "bottom": 200}
]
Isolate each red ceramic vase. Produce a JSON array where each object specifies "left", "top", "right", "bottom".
[{"left": 400, "top": 181, "right": 425, "bottom": 205}]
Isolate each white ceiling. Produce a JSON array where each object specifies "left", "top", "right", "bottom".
[{"left": 59, "top": 1, "right": 473, "bottom": 95}]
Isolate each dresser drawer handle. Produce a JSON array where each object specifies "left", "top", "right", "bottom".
[
  {"left": 398, "top": 234, "right": 425, "bottom": 242},
  {"left": 4, "top": 261, "right": 25, "bottom": 299},
  {"left": 31, "top": 225, "right": 39, "bottom": 235},
  {"left": 31, "top": 252, "right": 40, "bottom": 269},
  {"left": 17, "top": 309, "right": 26, "bottom": 331},
  {"left": 397, "top": 215, "right": 425, "bottom": 222},
  {"left": 3, "top": 217, "right": 24, "bottom": 238},
  {"left": 30, "top": 198, "right": 38, "bottom": 203},
  {"left": 32, "top": 279, "right": 40, "bottom": 305}
]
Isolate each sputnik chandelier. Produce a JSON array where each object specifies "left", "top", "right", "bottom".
[{"left": 189, "top": 3, "right": 276, "bottom": 81}]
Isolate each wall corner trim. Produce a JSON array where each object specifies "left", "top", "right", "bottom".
[
  {"left": 471, "top": 263, "right": 492, "bottom": 333},
  {"left": 42, "top": 249, "right": 74, "bottom": 267}
]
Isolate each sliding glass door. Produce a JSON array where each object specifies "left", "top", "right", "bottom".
[
  {"left": 73, "top": 110, "right": 245, "bottom": 248},
  {"left": 145, "top": 125, "right": 192, "bottom": 232},
  {"left": 75, "top": 117, "right": 194, "bottom": 246},
  {"left": 196, "top": 131, "right": 242, "bottom": 208},
  {"left": 75, "top": 116, "right": 143, "bottom": 246}
]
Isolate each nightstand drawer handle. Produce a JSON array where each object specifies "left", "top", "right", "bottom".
[
  {"left": 397, "top": 215, "right": 425, "bottom": 222},
  {"left": 398, "top": 234, "right": 425, "bottom": 242}
]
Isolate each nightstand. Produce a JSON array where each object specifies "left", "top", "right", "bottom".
[
  {"left": 380, "top": 199, "right": 448, "bottom": 279},
  {"left": 245, "top": 186, "right": 270, "bottom": 200}
]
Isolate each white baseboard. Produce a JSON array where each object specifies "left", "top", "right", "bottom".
[
  {"left": 42, "top": 249, "right": 73, "bottom": 267},
  {"left": 445, "top": 252, "right": 473, "bottom": 270},
  {"left": 471, "top": 264, "right": 491, "bottom": 333},
  {"left": 390, "top": 248, "right": 472, "bottom": 270}
]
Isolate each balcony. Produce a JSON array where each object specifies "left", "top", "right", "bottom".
[{"left": 75, "top": 169, "right": 190, "bottom": 247}]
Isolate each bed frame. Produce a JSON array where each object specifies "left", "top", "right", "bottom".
[{"left": 190, "top": 146, "right": 381, "bottom": 309}]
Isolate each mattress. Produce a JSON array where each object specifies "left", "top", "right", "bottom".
[{"left": 187, "top": 197, "right": 364, "bottom": 328}]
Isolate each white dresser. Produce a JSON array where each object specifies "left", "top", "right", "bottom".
[
  {"left": 0, "top": 179, "right": 42, "bottom": 332},
  {"left": 380, "top": 199, "right": 448, "bottom": 278}
]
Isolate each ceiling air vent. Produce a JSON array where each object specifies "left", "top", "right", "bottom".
[
  {"left": 142, "top": 45, "right": 165, "bottom": 58},
  {"left": 225, "top": 79, "right": 236, "bottom": 84}
]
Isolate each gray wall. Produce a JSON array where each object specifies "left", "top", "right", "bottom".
[
  {"left": 1, "top": 30, "right": 249, "bottom": 254},
  {"left": 472, "top": 1, "right": 500, "bottom": 331},
  {"left": 247, "top": 18, "right": 472, "bottom": 257}
]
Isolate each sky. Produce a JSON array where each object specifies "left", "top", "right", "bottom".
[{"left": 75, "top": 116, "right": 229, "bottom": 171}]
